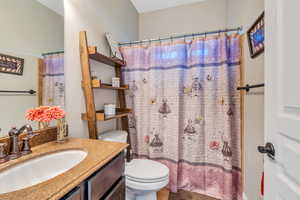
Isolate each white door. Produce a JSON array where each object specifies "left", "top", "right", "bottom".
[{"left": 265, "top": 0, "right": 300, "bottom": 199}]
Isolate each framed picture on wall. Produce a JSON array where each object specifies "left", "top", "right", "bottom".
[
  {"left": 247, "top": 12, "right": 265, "bottom": 58},
  {"left": 105, "top": 32, "right": 123, "bottom": 61},
  {"left": 0, "top": 53, "right": 24, "bottom": 75}
]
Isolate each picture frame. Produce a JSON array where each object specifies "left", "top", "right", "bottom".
[
  {"left": 247, "top": 12, "right": 265, "bottom": 58},
  {"left": 105, "top": 32, "right": 123, "bottom": 61},
  {"left": 0, "top": 53, "right": 24, "bottom": 75}
]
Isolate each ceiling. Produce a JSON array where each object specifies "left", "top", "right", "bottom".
[
  {"left": 131, "top": 0, "right": 207, "bottom": 13},
  {"left": 36, "top": 0, "right": 64, "bottom": 16},
  {"left": 35, "top": 0, "right": 207, "bottom": 15}
]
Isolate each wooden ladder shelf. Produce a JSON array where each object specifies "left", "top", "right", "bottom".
[{"left": 79, "top": 31, "right": 131, "bottom": 160}]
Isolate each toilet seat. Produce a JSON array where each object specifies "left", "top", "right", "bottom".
[
  {"left": 126, "top": 176, "right": 169, "bottom": 191},
  {"left": 126, "top": 175, "right": 168, "bottom": 183}
]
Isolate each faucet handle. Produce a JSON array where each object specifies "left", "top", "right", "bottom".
[
  {"left": 21, "top": 137, "right": 32, "bottom": 155},
  {"left": 0, "top": 143, "right": 8, "bottom": 164},
  {"left": 0, "top": 143, "right": 7, "bottom": 155}
]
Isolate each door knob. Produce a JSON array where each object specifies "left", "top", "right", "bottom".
[{"left": 258, "top": 142, "right": 275, "bottom": 160}]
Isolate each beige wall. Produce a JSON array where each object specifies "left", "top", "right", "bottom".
[
  {"left": 0, "top": 0, "right": 64, "bottom": 136},
  {"left": 0, "top": 53, "right": 39, "bottom": 136},
  {"left": 64, "top": 0, "right": 139, "bottom": 138},
  {"left": 0, "top": 0, "right": 64, "bottom": 55},
  {"left": 139, "top": 0, "right": 227, "bottom": 40},
  {"left": 227, "top": 0, "right": 265, "bottom": 200}
]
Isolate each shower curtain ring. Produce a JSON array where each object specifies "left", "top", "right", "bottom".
[
  {"left": 218, "top": 30, "right": 222, "bottom": 36},
  {"left": 237, "top": 27, "right": 242, "bottom": 34},
  {"left": 223, "top": 29, "right": 227, "bottom": 36}
]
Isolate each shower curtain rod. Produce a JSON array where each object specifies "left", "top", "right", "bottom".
[
  {"left": 42, "top": 51, "right": 64, "bottom": 56},
  {"left": 119, "top": 27, "right": 242, "bottom": 46}
]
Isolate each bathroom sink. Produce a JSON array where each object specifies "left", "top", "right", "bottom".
[{"left": 0, "top": 150, "right": 87, "bottom": 194}]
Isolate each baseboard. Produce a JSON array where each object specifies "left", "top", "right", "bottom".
[{"left": 243, "top": 192, "right": 248, "bottom": 200}]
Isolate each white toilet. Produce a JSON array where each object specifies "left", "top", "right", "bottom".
[{"left": 99, "top": 130, "right": 169, "bottom": 200}]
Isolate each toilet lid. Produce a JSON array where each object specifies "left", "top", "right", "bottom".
[{"left": 125, "top": 159, "right": 169, "bottom": 183}]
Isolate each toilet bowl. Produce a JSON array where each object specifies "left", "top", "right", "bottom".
[
  {"left": 125, "top": 159, "right": 169, "bottom": 200},
  {"left": 99, "top": 130, "right": 169, "bottom": 200}
]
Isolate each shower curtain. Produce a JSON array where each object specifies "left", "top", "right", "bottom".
[
  {"left": 120, "top": 33, "right": 242, "bottom": 200},
  {"left": 42, "top": 53, "right": 65, "bottom": 108}
]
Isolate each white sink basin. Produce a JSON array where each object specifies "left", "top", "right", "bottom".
[{"left": 0, "top": 150, "right": 87, "bottom": 194}]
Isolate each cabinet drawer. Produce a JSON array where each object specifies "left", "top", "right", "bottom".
[
  {"left": 87, "top": 153, "right": 124, "bottom": 200},
  {"left": 104, "top": 177, "right": 125, "bottom": 200}
]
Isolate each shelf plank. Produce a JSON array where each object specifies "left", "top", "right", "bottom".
[
  {"left": 88, "top": 46, "right": 125, "bottom": 67},
  {"left": 91, "top": 80, "right": 128, "bottom": 90},
  {"left": 81, "top": 108, "right": 132, "bottom": 121},
  {"left": 81, "top": 80, "right": 129, "bottom": 90}
]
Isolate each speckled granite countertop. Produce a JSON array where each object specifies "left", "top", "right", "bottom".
[{"left": 0, "top": 138, "right": 128, "bottom": 200}]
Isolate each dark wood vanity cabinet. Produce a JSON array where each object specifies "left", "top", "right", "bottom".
[
  {"left": 104, "top": 178, "right": 125, "bottom": 200},
  {"left": 61, "top": 153, "right": 125, "bottom": 200},
  {"left": 63, "top": 185, "right": 84, "bottom": 200}
]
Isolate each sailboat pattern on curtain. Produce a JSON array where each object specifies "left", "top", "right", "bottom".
[{"left": 120, "top": 34, "right": 242, "bottom": 200}]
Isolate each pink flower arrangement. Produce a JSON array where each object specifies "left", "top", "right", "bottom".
[{"left": 26, "top": 106, "right": 65, "bottom": 122}]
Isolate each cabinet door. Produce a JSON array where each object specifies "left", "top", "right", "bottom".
[
  {"left": 87, "top": 154, "right": 125, "bottom": 200},
  {"left": 64, "top": 186, "right": 82, "bottom": 200},
  {"left": 104, "top": 177, "right": 125, "bottom": 200}
]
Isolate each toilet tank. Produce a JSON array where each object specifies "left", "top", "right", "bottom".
[{"left": 98, "top": 130, "right": 128, "bottom": 143}]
